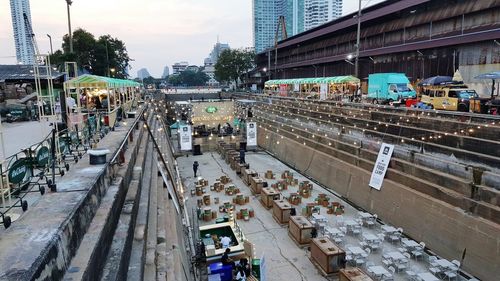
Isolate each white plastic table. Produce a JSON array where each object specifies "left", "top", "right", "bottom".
[
  {"left": 402, "top": 239, "right": 420, "bottom": 250},
  {"left": 417, "top": 272, "right": 439, "bottom": 281},
  {"left": 435, "top": 259, "right": 455, "bottom": 269},
  {"left": 358, "top": 212, "right": 373, "bottom": 219},
  {"left": 387, "top": 251, "right": 406, "bottom": 261},
  {"left": 347, "top": 246, "right": 366, "bottom": 257},
  {"left": 381, "top": 225, "right": 397, "bottom": 233},
  {"left": 362, "top": 233, "right": 379, "bottom": 242},
  {"left": 312, "top": 213, "right": 327, "bottom": 222},
  {"left": 369, "top": 265, "right": 389, "bottom": 275}
]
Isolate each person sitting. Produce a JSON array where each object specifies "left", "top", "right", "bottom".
[
  {"left": 235, "top": 267, "right": 246, "bottom": 281},
  {"left": 221, "top": 248, "right": 235, "bottom": 268},
  {"left": 238, "top": 258, "right": 250, "bottom": 276},
  {"left": 221, "top": 235, "right": 232, "bottom": 249}
]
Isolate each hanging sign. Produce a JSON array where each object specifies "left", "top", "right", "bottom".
[
  {"left": 279, "top": 84, "right": 287, "bottom": 97},
  {"left": 293, "top": 83, "right": 300, "bottom": 92},
  {"left": 369, "top": 143, "right": 395, "bottom": 190},
  {"left": 320, "top": 83, "right": 328, "bottom": 100},
  {"left": 36, "top": 146, "right": 50, "bottom": 166},
  {"left": 8, "top": 159, "right": 28, "bottom": 184},
  {"left": 246, "top": 122, "right": 257, "bottom": 146},
  {"left": 179, "top": 125, "right": 192, "bottom": 151}
]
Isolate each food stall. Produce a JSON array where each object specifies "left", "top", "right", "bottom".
[
  {"left": 264, "top": 76, "right": 360, "bottom": 100},
  {"left": 63, "top": 74, "right": 140, "bottom": 130}
]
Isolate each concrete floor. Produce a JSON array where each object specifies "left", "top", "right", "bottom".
[{"left": 177, "top": 151, "right": 469, "bottom": 281}]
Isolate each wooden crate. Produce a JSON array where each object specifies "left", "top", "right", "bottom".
[
  {"left": 260, "top": 187, "right": 279, "bottom": 209},
  {"left": 339, "top": 268, "right": 374, "bottom": 281},
  {"left": 230, "top": 155, "right": 240, "bottom": 170},
  {"left": 242, "top": 169, "right": 258, "bottom": 186},
  {"left": 310, "top": 237, "right": 346, "bottom": 275},
  {"left": 272, "top": 199, "right": 293, "bottom": 224},
  {"left": 288, "top": 216, "right": 314, "bottom": 247},
  {"left": 249, "top": 176, "right": 265, "bottom": 194}
]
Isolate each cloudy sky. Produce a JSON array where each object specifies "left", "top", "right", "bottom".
[{"left": 0, "top": 0, "right": 385, "bottom": 77}]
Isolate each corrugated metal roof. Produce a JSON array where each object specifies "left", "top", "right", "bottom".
[{"left": 0, "top": 65, "right": 64, "bottom": 81}]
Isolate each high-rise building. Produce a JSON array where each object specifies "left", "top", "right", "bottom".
[
  {"left": 304, "top": 0, "right": 342, "bottom": 31},
  {"left": 209, "top": 42, "right": 230, "bottom": 65},
  {"left": 172, "top": 62, "right": 189, "bottom": 75},
  {"left": 161, "top": 66, "right": 170, "bottom": 78},
  {"left": 137, "top": 68, "right": 151, "bottom": 79},
  {"left": 253, "top": 0, "right": 305, "bottom": 54},
  {"left": 9, "top": 0, "right": 35, "bottom": 65}
]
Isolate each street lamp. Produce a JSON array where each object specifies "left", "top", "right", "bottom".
[
  {"left": 354, "top": 0, "right": 362, "bottom": 79},
  {"left": 65, "top": 0, "right": 73, "bottom": 53},
  {"left": 47, "top": 34, "right": 53, "bottom": 55}
]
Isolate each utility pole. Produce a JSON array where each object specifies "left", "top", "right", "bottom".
[
  {"left": 354, "top": 0, "right": 362, "bottom": 78},
  {"left": 66, "top": 0, "right": 73, "bottom": 53},
  {"left": 47, "top": 34, "right": 53, "bottom": 55}
]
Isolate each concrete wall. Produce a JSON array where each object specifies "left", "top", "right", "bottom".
[{"left": 258, "top": 128, "right": 500, "bottom": 281}]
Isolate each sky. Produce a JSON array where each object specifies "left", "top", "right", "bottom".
[{"left": 0, "top": 0, "right": 385, "bottom": 78}]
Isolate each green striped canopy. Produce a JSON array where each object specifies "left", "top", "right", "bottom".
[
  {"left": 264, "top": 75, "right": 359, "bottom": 86},
  {"left": 64, "top": 74, "right": 140, "bottom": 89}
]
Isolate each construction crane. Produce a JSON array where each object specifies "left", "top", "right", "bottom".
[
  {"left": 274, "top": 15, "right": 288, "bottom": 47},
  {"left": 22, "top": 12, "right": 40, "bottom": 58}
]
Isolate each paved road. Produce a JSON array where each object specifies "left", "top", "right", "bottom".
[{"left": 0, "top": 120, "right": 52, "bottom": 160}]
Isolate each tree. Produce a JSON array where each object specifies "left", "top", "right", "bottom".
[
  {"left": 215, "top": 49, "right": 255, "bottom": 87},
  {"left": 169, "top": 71, "right": 209, "bottom": 86},
  {"left": 50, "top": 28, "right": 131, "bottom": 78}
]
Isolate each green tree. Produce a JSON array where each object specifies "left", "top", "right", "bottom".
[
  {"left": 50, "top": 28, "right": 131, "bottom": 78},
  {"left": 214, "top": 49, "right": 255, "bottom": 87},
  {"left": 168, "top": 74, "right": 182, "bottom": 86},
  {"left": 169, "top": 71, "right": 209, "bottom": 86}
]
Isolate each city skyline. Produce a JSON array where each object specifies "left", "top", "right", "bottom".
[{"left": 0, "top": 0, "right": 385, "bottom": 77}]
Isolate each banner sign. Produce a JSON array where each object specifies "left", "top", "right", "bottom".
[
  {"left": 369, "top": 143, "right": 394, "bottom": 190},
  {"left": 246, "top": 122, "right": 257, "bottom": 146},
  {"left": 279, "top": 84, "right": 287, "bottom": 97},
  {"left": 320, "top": 83, "right": 328, "bottom": 100},
  {"left": 179, "top": 125, "right": 192, "bottom": 151},
  {"left": 293, "top": 83, "right": 300, "bottom": 92}
]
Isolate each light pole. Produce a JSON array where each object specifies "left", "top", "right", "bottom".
[
  {"left": 354, "top": 0, "right": 362, "bottom": 79},
  {"left": 47, "top": 34, "right": 53, "bottom": 55},
  {"left": 65, "top": 0, "right": 73, "bottom": 53}
]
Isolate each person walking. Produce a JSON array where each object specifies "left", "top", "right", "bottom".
[
  {"left": 239, "top": 149, "right": 245, "bottom": 164},
  {"left": 193, "top": 161, "right": 199, "bottom": 177}
]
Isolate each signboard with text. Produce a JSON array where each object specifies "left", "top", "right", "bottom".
[
  {"left": 320, "top": 83, "right": 328, "bottom": 100},
  {"left": 179, "top": 125, "right": 192, "bottom": 151},
  {"left": 246, "top": 122, "right": 257, "bottom": 146},
  {"left": 369, "top": 143, "right": 394, "bottom": 190}
]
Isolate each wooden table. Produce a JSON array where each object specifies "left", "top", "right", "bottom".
[
  {"left": 288, "top": 215, "right": 314, "bottom": 246},
  {"left": 249, "top": 176, "right": 265, "bottom": 194},
  {"left": 310, "top": 237, "right": 346, "bottom": 275},
  {"left": 339, "top": 268, "right": 374, "bottom": 281},
  {"left": 272, "top": 199, "right": 293, "bottom": 224},
  {"left": 260, "top": 187, "right": 279, "bottom": 209}
]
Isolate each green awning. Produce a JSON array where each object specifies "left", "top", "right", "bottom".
[
  {"left": 265, "top": 75, "right": 360, "bottom": 86},
  {"left": 64, "top": 74, "right": 140, "bottom": 89}
]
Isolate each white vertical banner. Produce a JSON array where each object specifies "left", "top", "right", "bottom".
[
  {"left": 320, "top": 83, "right": 328, "bottom": 100},
  {"left": 260, "top": 254, "right": 267, "bottom": 281},
  {"left": 293, "top": 83, "right": 300, "bottom": 92},
  {"left": 246, "top": 122, "right": 257, "bottom": 146},
  {"left": 179, "top": 125, "right": 192, "bottom": 151},
  {"left": 369, "top": 143, "right": 395, "bottom": 190}
]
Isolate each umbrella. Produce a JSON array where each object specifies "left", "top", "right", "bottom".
[
  {"left": 418, "top": 76, "right": 453, "bottom": 86},
  {"left": 475, "top": 71, "right": 500, "bottom": 99}
]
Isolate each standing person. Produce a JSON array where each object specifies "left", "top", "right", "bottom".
[
  {"left": 239, "top": 149, "right": 245, "bottom": 164},
  {"left": 193, "top": 161, "right": 199, "bottom": 177},
  {"left": 220, "top": 235, "right": 231, "bottom": 248}
]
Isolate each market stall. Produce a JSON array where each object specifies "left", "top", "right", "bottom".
[
  {"left": 264, "top": 76, "right": 360, "bottom": 100},
  {"left": 63, "top": 74, "right": 140, "bottom": 129}
]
